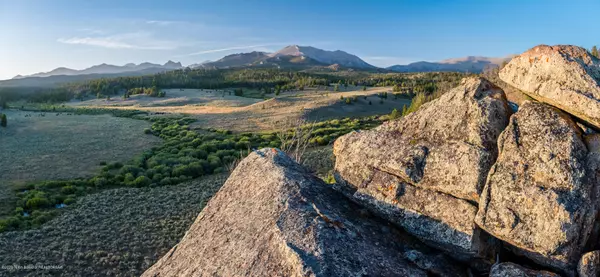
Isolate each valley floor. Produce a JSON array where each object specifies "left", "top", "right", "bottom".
[
  {"left": 0, "top": 85, "right": 402, "bottom": 276},
  {"left": 0, "top": 110, "right": 161, "bottom": 216},
  {"left": 67, "top": 86, "right": 410, "bottom": 132}
]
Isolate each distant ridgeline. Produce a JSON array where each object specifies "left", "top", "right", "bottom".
[{"left": 0, "top": 68, "right": 467, "bottom": 103}]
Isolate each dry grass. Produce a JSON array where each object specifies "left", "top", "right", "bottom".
[
  {"left": 0, "top": 174, "right": 227, "bottom": 277},
  {"left": 0, "top": 110, "right": 161, "bottom": 215},
  {"left": 68, "top": 89, "right": 261, "bottom": 108},
  {"left": 67, "top": 87, "right": 410, "bottom": 132}
]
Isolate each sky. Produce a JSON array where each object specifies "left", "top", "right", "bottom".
[{"left": 1, "top": 0, "right": 599, "bottom": 80}]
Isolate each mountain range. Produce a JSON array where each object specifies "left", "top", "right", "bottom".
[
  {"left": 386, "top": 56, "right": 513, "bottom": 73},
  {"left": 2, "top": 45, "right": 512, "bottom": 87},
  {"left": 13, "top": 61, "right": 183, "bottom": 79},
  {"left": 194, "top": 45, "right": 377, "bottom": 70}
]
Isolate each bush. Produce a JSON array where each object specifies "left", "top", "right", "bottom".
[
  {"left": 144, "top": 128, "right": 152, "bottom": 134},
  {"left": 132, "top": 176, "right": 151, "bottom": 187},
  {"left": 0, "top": 217, "right": 22, "bottom": 232},
  {"left": 32, "top": 212, "right": 53, "bottom": 226},
  {"left": 25, "top": 197, "right": 51, "bottom": 210},
  {"left": 389, "top": 108, "right": 400, "bottom": 120},
  {"left": 172, "top": 162, "right": 204, "bottom": 178},
  {"left": 61, "top": 185, "right": 76, "bottom": 195},
  {"left": 124, "top": 173, "right": 135, "bottom": 183},
  {"left": 120, "top": 165, "right": 143, "bottom": 177},
  {"left": 92, "top": 177, "right": 109, "bottom": 188},
  {"left": 64, "top": 198, "right": 76, "bottom": 205}
]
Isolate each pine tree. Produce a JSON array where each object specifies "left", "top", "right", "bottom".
[
  {"left": 1, "top": 113, "right": 7, "bottom": 127},
  {"left": 592, "top": 46, "right": 599, "bottom": 58}
]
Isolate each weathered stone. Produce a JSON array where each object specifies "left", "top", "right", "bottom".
[
  {"left": 578, "top": 251, "right": 600, "bottom": 277},
  {"left": 334, "top": 76, "right": 509, "bottom": 202},
  {"left": 333, "top": 77, "right": 508, "bottom": 259},
  {"left": 489, "top": 263, "right": 559, "bottom": 277},
  {"left": 499, "top": 44, "right": 600, "bottom": 129},
  {"left": 334, "top": 169, "right": 496, "bottom": 262},
  {"left": 143, "top": 149, "right": 467, "bottom": 277},
  {"left": 476, "top": 101, "right": 597, "bottom": 271}
]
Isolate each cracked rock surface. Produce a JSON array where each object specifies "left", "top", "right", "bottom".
[
  {"left": 333, "top": 77, "right": 509, "bottom": 259},
  {"left": 142, "top": 148, "right": 467, "bottom": 277},
  {"left": 476, "top": 101, "right": 598, "bottom": 272},
  {"left": 499, "top": 44, "right": 600, "bottom": 129}
]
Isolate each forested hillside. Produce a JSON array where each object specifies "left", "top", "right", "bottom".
[{"left": 0, "top": 68, "right": 467, "bottom": 104}]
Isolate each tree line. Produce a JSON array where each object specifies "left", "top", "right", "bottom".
[{"left": 0, "top": 68, "right": 467, "bottom": 104}]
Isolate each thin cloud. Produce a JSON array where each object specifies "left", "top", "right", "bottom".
[
  {"left": 179, "top": 43, "right": 286, "bottom": 57},
  {"left": 145, "top": 20, "right": 179, "bottom": 26},
  {"left": 58, "top": 32, "right": 179, "bottom": 50}
]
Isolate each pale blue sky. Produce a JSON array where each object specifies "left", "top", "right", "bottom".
[{"left": 1, "top": 0, "right": 599, "bottom": 80}]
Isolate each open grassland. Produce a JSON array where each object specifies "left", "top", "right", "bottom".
[
  {"left": 0, "top": 110, "right": 161, "bottom": 216},
  {"left": 0, "top": 114, "right": 381, "bottom": 233},
  {"left": 68, "top": 86, "right": 410, "bottom": 132},
  {"left": 0, "top": 174, "right": 227, "bottom": 277},
  {"left": 68, "top": 88, "right": 262, "bottom": 108}
]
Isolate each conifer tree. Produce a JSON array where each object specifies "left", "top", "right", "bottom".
[
  {"left": 1, "top": 113, "right": 7, "bottom": 127},
  {"left": 592, "top": 46, "right": 599, "bottom": 58}
]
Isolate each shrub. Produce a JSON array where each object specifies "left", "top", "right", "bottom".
[
  {"left": 61, "top": 185, "right": 76, "bottom": 195},
  {"left": 0, "top": 217, "right": 22, "bottom": 232},
  {"left": 144, "top": 128, "right": 152, "bottom": 134},
  {"left": 190, "top": 149, "right": 208, "bottom": 159},
  {"left": 25, "top": 197, "right": 51, "bottom": 210},
  {"left": 92, "top": 177, "right": 109, "bottom": 188},
  {"left": 120, "top": 165, "right": 143, "bottom": 177},
  {"left": 63, "top": 198, "right": 76, "bottom": 205},
  {"left": 389, "top": 108, "right": 400, "bottom": 120},
  {"left": 124, "top": 173, "right": 135, "bottom": 183},
  {"left": 32, "top": 212, "right": 53, "bottom": 226},
  {"left": 132, "top": 176, "right": 151, "bottom": 187},
  {"left": 159, "top": 177, "right": 175, "bottom": 186}
]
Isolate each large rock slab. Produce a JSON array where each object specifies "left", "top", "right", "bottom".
[
  {"left": 333, "top": 77, "right": 508, "bottom": 259},
  {"left": 499, "top": 44, "right": 600, "bottom": 129},
  {"left": 335, "top": 76, "right": 510, "bottom": 202},
  {"left": 489, "top": 263, "right": 559, "bottom": 277},
  {"left": 142, "top": 149, "right": 467, "bottom": 277},
  {"left": 476, "top": 101, "right": 598, "bottom": 271}
]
